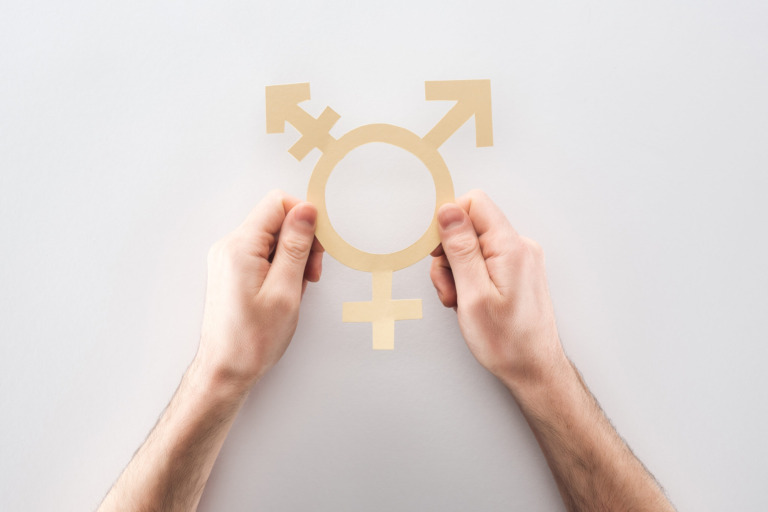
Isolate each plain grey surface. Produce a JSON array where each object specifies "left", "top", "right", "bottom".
[{"left": 2, "top": 1, "right": 767, "bottom": 510}]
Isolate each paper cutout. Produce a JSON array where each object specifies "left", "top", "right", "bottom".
[
  {"left": 342, "top": 271, "right": 422, "bottom": 350},
  {"left": 266, "top": 80, "right": 493, "bottom": 349}
]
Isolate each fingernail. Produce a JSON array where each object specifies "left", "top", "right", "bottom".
[
  {"left": 295, "top": 203, "right": 317, "bottom": 228},
  {"left": 438, "top": 204, "right": 464, "bottom": 230}
]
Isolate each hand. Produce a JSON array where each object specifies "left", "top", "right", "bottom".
[
  {"left": 194, "top": 190, "right": 324, "bottom": 392},
  {"left": 430, "top": 190, "right": 565, "bottom": 389},
  {"left": 430, "top": 191, "right": 677, "bottom": 511}
]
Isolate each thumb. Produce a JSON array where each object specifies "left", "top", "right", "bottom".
[
  {"left": 264, "top": 202, "right": 317, "bottom": 294},
  {"left": 437, "top": 203, "right": 492, "bottom": 299}
]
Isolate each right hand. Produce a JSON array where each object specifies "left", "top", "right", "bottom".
[
  {"left": 430, "top": 190, "right": 566, "bottom": 389},
  {"left": 194, "top": 190, "right": 324, "bottom": 393}
]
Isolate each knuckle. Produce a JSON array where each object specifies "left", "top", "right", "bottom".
[
  {"left": 466, "top": 188, "right": 488, "bottom": 202},
  {"left": 207, "top": 239, "right": 223, "bottom": 263},
  {"left": 265, "top": 288, "right": 298, "bottom": 315},
  {"left": 222, "top": 236, "right": 244, "bottom": 256},
  {"left": 214, "top": 236, "right": 249, "bottom": 269},
  {"left": 208, "top": 236, "right": 235, "bottom": 263},
  {"left": 465, "top": 189, "right": 492, "bottom": 209},
  {"left": 486, "top": 229, "right": 514, "bottom": 252},
  {"left": 524, "top": 237, "right": 545, "bottom": 262},
  {"left": 267, "top": 188, "right": 286, "bottom": 201},
  {"left": 445, "top": 232, "right": 480, "bottom": 262},
  {"left": 462, "top": 292, "right": 489, "bottom": 317},
  {"left": 280, "top": 235, "right": 311, "bottom": 262}
]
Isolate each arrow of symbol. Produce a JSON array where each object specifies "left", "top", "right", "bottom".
[
  {"left": 266, "top": 80, "right": 493, "bottom": 161},
  {"left": 423, "top": 79, "right": 493, "bottom": 148},
  {"left": 265, "top": 82, "right": 340, "bottom": 161}
]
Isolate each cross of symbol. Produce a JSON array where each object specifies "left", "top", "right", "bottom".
[{"left": 342, "top": 271, "right": 422, "bottom": 350}]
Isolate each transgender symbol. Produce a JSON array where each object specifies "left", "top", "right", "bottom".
[{"left": 266, "top": 80, "right": 493, "bottom": 350}]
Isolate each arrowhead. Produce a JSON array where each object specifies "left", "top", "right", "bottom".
[
  {"left": 425, "top": 79, "right": 493, "bottom": 147},
  {"left": 265, "top": 83, "right": 311, "bottom": 133}
]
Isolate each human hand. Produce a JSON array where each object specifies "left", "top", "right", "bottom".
[
  {"left": 193, "top": 190, "right": 324, "bottom": 392},
  {"left": 430, "top": 190, "right": 566, "bottom": 390}
]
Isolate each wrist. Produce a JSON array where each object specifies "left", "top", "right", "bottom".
[
  {"left": 496, "top": 346, "right": 574, "bottom": 404},
  {"left": 187, "top": 356, "right": 254, "bottom": 405}
]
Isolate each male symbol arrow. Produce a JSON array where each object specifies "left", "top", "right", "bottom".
[
  {"left": 265, "top": 83, "right": 340, "bottom": 161},
  {"left": 423, "top": 79, "right": 493, "bottom": 148}
]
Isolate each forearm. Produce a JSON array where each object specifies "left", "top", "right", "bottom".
[
  {"left": 98, "top": 360, "right": 248, "bottom": 512},
  {"left": 503, "top": 355, "right": 675, "bottom": 512},
  {"left": 96, "top": 193, "right": 319, "bottom": 510},
  {"left": 431, "top": 192, "right": 674, "bottom": 510}
]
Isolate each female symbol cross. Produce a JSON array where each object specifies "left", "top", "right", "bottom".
[{"left": 266, "top": 80, "right": 493, "bottom": 350}]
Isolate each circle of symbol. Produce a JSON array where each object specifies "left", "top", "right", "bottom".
[{"left": 307, "top": 123, "right": 455, "bottom": 273}]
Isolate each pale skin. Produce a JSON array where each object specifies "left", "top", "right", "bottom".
[{"left": 98, "top": 189, "right": 676, "bottom": 512}]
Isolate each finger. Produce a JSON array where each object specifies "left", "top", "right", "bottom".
[
  {"left": 458, "top": 190, "right": 522, "bottom": 291},
  {"left": 263, "top": 202, "right": 318, "bottom": 295},
  {"left": 236, "top": 190, "right": 303, "bottom": 260},
  {"left": 303, "top": 238, "right": 324, "bottom": 282},
  {"left": 461, "top": 189, "right": 516, "bottom": 235},
  {"left": 460, "top": 190, "right": 520, "bottom": 255},
  {"left": 430, "top": 243, "right": 444, "bottom": 257},
  {"left": 437, "top": 203, "right": 494, "bottom": 300},
  {"left": 301, "top": 239, "right": 326, "bottom": 295},
  {"left": 430, "top": 254, "right": 457, "bottom": 308}
]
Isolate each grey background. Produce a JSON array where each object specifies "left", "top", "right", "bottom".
[{"left": 2, "top": 1, "right": 767, "bottom": 510}]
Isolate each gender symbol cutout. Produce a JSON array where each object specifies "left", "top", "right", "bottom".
[{"left": 266, "top": 80, "right": 493, "bottom": 350}]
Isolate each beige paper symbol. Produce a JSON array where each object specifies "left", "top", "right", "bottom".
[{"left": 266, "top": 80, "right": 493, "bottom": 350}]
